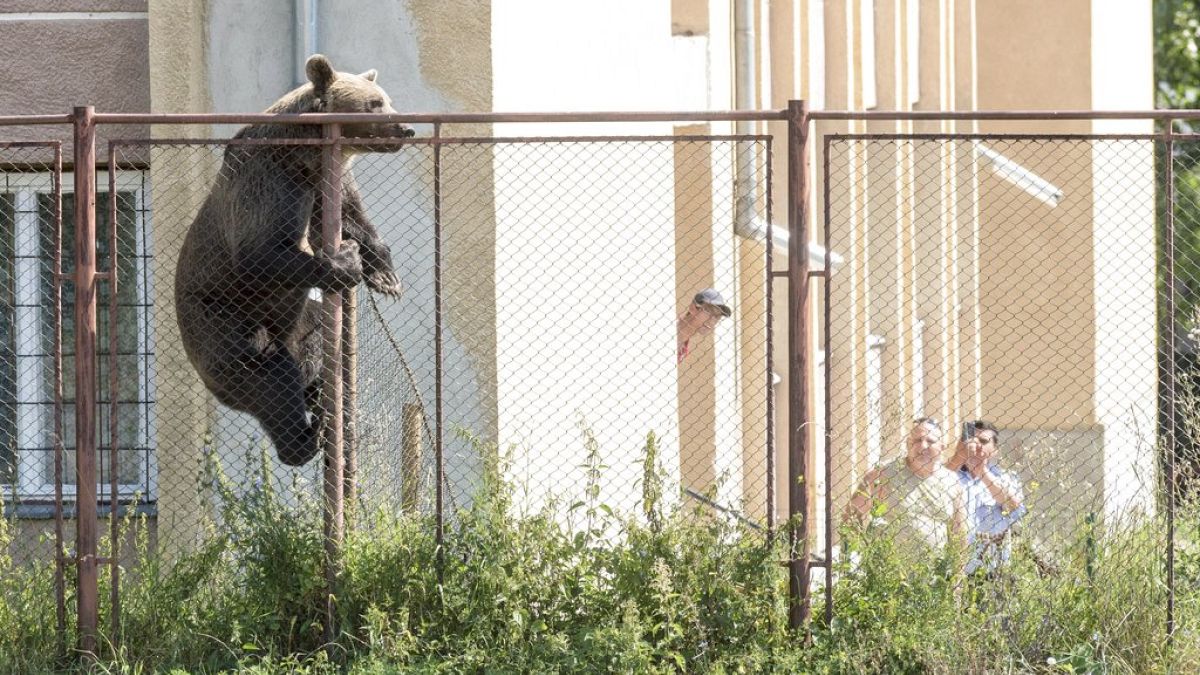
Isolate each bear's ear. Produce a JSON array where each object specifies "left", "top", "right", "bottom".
[
  {"left": 359, "top": 69, "right": 378, "bottom": 82},
  {"left": 305, "top": 54, "right": 336, "bottom": 93}
]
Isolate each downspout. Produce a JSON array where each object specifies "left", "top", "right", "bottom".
[
  {"left": 295, "top": 0, "right": 318, "bottom": 86},
  {"left": 733, "top": 0, "right": 758, "bottom": 237}
]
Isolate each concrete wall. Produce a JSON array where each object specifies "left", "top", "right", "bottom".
[
  {"left": 490, "top": 0, "right": 684, "bottom": 517},
  {"left": 147, "top": 0, "right": 495, "bottom": 547},
  {"left": 0, "top": 2, "right": 149, "bottom": 147}
]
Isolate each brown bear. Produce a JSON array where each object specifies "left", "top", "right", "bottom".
[{"left": 175, "top": 54, "right": 412, "bottom": 466}]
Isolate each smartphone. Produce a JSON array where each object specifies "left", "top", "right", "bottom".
[{"left": 961, "top": 421, "right": 976, "bottom": 443}]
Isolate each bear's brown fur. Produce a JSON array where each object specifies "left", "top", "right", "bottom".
[{"left": 175, "top": 54, "right": 412, "bottom": 466}]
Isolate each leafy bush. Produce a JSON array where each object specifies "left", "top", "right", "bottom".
[{"left": 0, "top": 434, "right": 1196, "bottom": 673}]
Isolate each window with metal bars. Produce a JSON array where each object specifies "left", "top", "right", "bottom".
[{"left": 0, "top": 171, "right": 153, "bottom": 505}]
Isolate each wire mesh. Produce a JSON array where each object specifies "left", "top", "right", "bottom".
[
  {"left": 821, "top": 135, "right": 1172, "bottom": 623},
  {"left": 99, "top": 131, "right": 776, "bottom": 612},
  {"left": 21, "top": 111, "right": 1198, "bottom": 650},
  {"left": 0, "top": 141, "right": 68, "bottom": 648},
  {"left": 0, "top": 146, "right": 64, "bottom": 515},
  {"left": 1167, "top": 135, "right": 1200, "bottom": 639}
]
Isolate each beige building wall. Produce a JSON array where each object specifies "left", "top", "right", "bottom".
[
  {"left": 800, "top": 0, "right": 983, "bottom": 544},
  {"left": 147, "top": 0, "right": 214, "bottom": 560},
  {"left": 976, "top": 0, "right": 1156, "bottom": 532},
  {"left": 752, "top": 0, "right": 1156, "bottom": 551},
  {"left": 670, "top": 0, "right": 775, "bottom": 519},
  {"left": 823, "top": 0, "right": 883, "bottom": 526},
  {"left": 675, "top": 126, "right": 721, "bottom": 495}
]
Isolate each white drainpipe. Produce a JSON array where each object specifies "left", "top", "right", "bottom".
[
  {"left": 733, "top": 0, "right": 758, "bottom": 239},
  {"left": 974, "top": 142, "right": 1064, "bottom": 208},
  {"left": 294, "top": 0, "right": 318, "bottom": 86}
]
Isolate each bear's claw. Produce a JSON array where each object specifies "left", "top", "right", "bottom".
[{"left": 366, "top": 271, "right": 403, "bottom": 298}]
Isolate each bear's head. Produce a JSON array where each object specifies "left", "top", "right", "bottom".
[{"left": 304, "top": 54, "right": 415, "bottom": 146}]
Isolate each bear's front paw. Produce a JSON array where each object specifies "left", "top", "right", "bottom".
[
  {"left": 326, "top": 240, "right": 364, "bottom": 289},
  {"left": 366, "top": 270, "right": 403, "bottom": 298}
]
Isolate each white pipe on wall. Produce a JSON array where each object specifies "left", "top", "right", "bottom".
[
  {"left": 734, "top": 0, "right": 757, "bottom": 115},
  {"left": 975, "top": 142, "right": 1064, "bottom": 208},
  {"left": 294, "top": 0, "right": 318, "bottom": 86},
  {"left": 733, "top": 0, "right": 759, "bottom": 238}
]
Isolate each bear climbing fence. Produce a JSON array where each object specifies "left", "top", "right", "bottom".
[{"left": 0, "top": 105, "right": 1197, "bottom": 661}]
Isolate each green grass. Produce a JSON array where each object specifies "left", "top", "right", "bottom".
[{"left": 1, "top": 439, "right": 1197, "bottom": 673}]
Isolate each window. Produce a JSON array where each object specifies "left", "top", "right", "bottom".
[
  {"left": 0, "top": 171, "right": 153, "bottom": 503},
  {"left": 0, "top": 194, "right": 16, "bottom": 485}
]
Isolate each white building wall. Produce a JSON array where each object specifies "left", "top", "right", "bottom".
[
  {"left": 491, "top": 0, "right": 683, "bottom": 516},
  {"left": 1090, "top": 2, "right": 1156, "bottom": 520}
]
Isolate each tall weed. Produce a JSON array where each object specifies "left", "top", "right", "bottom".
[{"left": 0, "top": 433, "right": 1195, "bottom": 672}]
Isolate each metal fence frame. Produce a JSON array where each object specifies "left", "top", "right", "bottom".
[{"left": 1, "top": 103, "right": 1195, "bottom": 658}]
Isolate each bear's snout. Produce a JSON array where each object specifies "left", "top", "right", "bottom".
[{"left": 376, "top": 122, "right": 414, "bottom": 139}]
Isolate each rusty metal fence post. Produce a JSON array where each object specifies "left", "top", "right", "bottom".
[
  {"left": 786, "top": 99, "right": 812, "bottom": 632},
  {"left": 433, "top": 121, "right": 445, "bottom": 577},
  {"left": 1163, "top": 121, "right": 1177, "bottom": 640},
  {"left": 321, "top": 122, "right": 345, "bottom": 644},
  {"left": 71, "top": 106, "right": 100, "bottom": 657}
]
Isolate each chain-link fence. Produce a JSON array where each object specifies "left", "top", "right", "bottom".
[
  {"left": 0, "top": 140, "right": 68, "bottom": 650},
  {"left": 4, "top": 108, "right": 1199, "bottom": 659},
  {"left": 816, "top": 129, "right": 1192, "bottom": 636},
  {"left": 1, "top": 112, "right": 781, "bottom": 655}
]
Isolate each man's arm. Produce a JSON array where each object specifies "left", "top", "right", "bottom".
[
  {"left": 945, "top": 440, "right": 968, "bottom": 471},
  {"left": 844, "top": 467, "right": 884, "bottom": 522},
  {"left": 950, "top": 484, "right": 968, "bottom": 547},
  {"left": 980, "top": 469, "right": 1022, "bottom": 513}
]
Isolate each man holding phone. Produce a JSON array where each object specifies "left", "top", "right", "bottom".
[{"left": 946, "top": 420, "right": 1026, "bottom": 575}]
